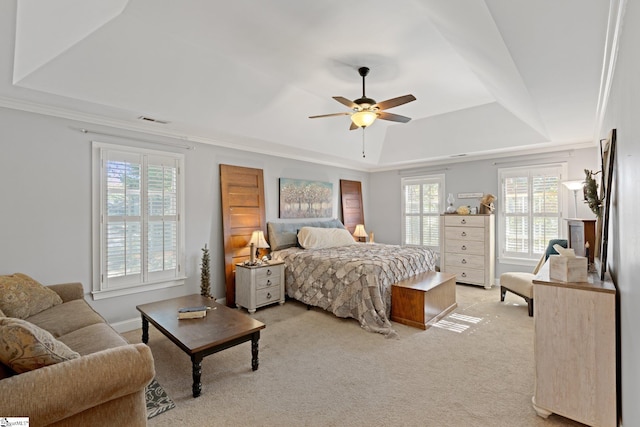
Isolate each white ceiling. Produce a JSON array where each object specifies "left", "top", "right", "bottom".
[{"left": 0, "top": 0, "right": 612, "bottom": 170}]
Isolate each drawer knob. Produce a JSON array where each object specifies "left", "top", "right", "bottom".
[
  {"left": 266, "top": 269, "right": 272, "bottom": 276},
  {"left": 461, "top": 219, "right": 466, "bottom": 224},
  {"left": 461, "top": 232, "right": 467, "bottom": 237},
  {"left": 461, "top": 259, "right": 467, "bottom": 264},
  {"left": 461, "top": 272, "right": 467, "bottom": 277},
  {"left": 266, "top": 292, "right": 272, "bottom": 299},
  {"left": 266, "top": 279, "right": 272, "bottom": 286},
  {"left": 461, "top": 245, "right": 467, "bottom": 250}
]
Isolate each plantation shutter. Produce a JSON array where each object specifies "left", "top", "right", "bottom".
[
  {"left": 402, "top": 175, "right": 444, "bottom": 249},
  {"left": 500, "top": 165, "right": 563, "bottom": 260},
  {"left": 101, "top": 149, "right": 181, "bottom": 289}
]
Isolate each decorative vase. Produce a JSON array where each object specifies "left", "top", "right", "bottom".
[{"left": 446, "top": 193, "right": 456, "bottom": 213}]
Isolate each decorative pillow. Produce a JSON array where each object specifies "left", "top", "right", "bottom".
[
  {"left": 298, "top": 227, "right": 356, "bottom": 249},
  {"left": 0, "top": 273, "right": 63, "bottom": 319},
  {"left": 268, "top": 219, "right": 346, "bottom": 251},
  {"left": 0, "top": 317, "right": 80, "bottom": 373}
]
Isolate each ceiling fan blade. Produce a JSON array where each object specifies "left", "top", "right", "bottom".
[
  {"left": 349, "top": 121, "right": 358, "bottom": 131},
  {"left": 374, "top": 94, "right": 416, "bottom": 111},
  {"left": 333, "top": 96, "right": 358, "bottom": 109},
  {"left": 377, "top": 111, "right": 412, "bottom": 123},
  {"left": 309, "top": 112, "right": 351, "bottom": 119}
]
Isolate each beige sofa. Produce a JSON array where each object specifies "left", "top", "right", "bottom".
[{"left": 0, "top": 277, "right": 155, "bottom": 426}]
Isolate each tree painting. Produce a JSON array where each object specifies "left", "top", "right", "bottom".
[{"left": 279, "top": 178, "right": 333, "bottom": 218}]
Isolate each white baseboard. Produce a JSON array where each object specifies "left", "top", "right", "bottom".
[
  {"left": 111, "top": 317, "right": 143, "bottom": 333},
  {"left": 110, "top": 297, "right": 228, "bottom": 334}
]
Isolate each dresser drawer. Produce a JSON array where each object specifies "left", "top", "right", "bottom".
[
  {"left": 256, "top": 287, "right": 279, "bottom": 306},
  {"left": 445, "top": 253, "right": 485, "bottom": 269},
  {"left": 444, "top": 266, "right": 485, "bottom": 285},
  {"left": 445, "top": 239, "right": 485, "bottom": 255},
  {"left": 444, "top": 215, "right": 485, "bottom": 227},
  {"left": 445, "top": 226, "right": 485, "bottom": 242}
]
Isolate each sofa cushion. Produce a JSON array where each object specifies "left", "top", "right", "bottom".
[
  {"left": 58, "top": 323, "right": 129, "bottom": 355},
  {"left": 26, "top": 299, "right": 106, "bottom": 338},
  {"left": 0, "top": 317, "right": 80, "bottom": 373},
  {"left": 0, "top": 273, "right": 63, "bottom": 319}
]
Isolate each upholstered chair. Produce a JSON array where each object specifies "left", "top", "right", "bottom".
[{"left": 499, "top": 239, "right": 568, "bottom": 316}]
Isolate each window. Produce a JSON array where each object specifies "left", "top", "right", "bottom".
[
  {"left": 92, "top": 142, "right": 185, "bottom": 299},
  {"left": 498, "top": 164, "right": 567, "bottom": 263},
  {"left": 401, "top": 174, "right": 444, "bottom": 249}
]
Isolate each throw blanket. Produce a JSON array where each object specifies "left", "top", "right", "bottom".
[{"left": 272, "top": 244, "right": 438, "bottom": 338}]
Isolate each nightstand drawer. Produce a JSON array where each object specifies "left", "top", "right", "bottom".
[
  {"left": 255, "top": 266, "right": 281, "bottom": 282},
  {"left": 256, "top": 274, "right": 280, "bottom": 290},
  {"left": 256, "top": 288, "right": 279, "bottom": 306}
]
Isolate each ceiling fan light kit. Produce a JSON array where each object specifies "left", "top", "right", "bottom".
[
  {"left": 310, "top": 66, "right": 416, "bottom": 131},
  {"left": 351, "top": 110, "right": 377, "bottom": 127}
]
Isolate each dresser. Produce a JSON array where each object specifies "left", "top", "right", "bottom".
[
  {"left": 440, "top": 214, "right": 495, "bottom": 289},
  {"left": 532, "top": 262, "right": 616, "bottom": 427},
  {"left": 235, "top": 261, "right": 285, "bottom": 313}
]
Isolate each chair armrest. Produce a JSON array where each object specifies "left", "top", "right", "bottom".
[
  {"left": 47, "top": 282, "right": 85, "bottom": 302},
  {"left": 0, "top": 343, "right": 155, "bottom": 426}
]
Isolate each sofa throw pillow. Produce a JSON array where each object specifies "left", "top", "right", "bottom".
[
  {"left": 0, "top": 317, "right": 80, "bottom": 373},
  {"left": 0, "top": 273, "right": 63, "bottom": 319}
]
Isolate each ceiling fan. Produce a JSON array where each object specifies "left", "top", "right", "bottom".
[{"left": 309, "top": 66, "right": 416, "bottom": 130}]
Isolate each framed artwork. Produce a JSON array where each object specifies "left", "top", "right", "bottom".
[
  {"left": 597, "top": 129, "right": 616, "bottom": 280},
  {"left": 279, "top": 178, "right": 333, "bottom": 219}
]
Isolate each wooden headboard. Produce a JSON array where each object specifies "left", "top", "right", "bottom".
[{"left": 220, "top": 164, "right": 266, "bottom": 307}]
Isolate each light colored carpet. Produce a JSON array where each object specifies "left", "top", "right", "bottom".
[{"left": 124, "top": 285, "right": 584, "bottom": 427}]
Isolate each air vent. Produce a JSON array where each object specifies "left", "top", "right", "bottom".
[{"left": 138, "top": 116, "right": 169, "bottom": 124}]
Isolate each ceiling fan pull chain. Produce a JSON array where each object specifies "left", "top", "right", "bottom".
[{"left": 362, "top": 127, "right": 366, "bottom": 158}]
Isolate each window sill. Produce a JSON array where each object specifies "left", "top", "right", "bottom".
[
  {"left": 498, "top": 257, "right": 539, "bottom": 268},
  {"left": 91, "top": 277, "right": 186, "bottom": 300}
]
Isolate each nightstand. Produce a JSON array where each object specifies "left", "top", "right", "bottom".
[{"left": 235, "top": 261, "right": 285, "bottom": 313}]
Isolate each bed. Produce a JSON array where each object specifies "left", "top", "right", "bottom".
[{"left": 267, "top": 219, "right": 438, "bottom": 337}]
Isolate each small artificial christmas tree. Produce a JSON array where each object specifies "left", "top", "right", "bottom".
[{"left": 200, "top": 244, "right": 213, "bottom": 299}]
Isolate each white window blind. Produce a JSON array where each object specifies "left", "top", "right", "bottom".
[
  {"left": 401, "top": 175, "right": 444, "bottom": 249},
  {"left": 498, "top": 164, "right": 566, "bottom": 262},
  {"left": 93, "top": 143, "right": 185, "bottom": 299}
]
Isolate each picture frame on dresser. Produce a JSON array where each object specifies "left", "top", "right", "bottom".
[{"left": 597, "top": 129, "right": 616, "bottom": 280}]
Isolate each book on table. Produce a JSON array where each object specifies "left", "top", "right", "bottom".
[{"left": 177, "top": 305, "right": 212, "bottom": 319}]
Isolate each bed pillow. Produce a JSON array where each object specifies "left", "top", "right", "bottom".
[
  {"left": 0, "top": 317, "right": 80, "bottom": 373},
  {"left": 268, "top": 219, "right": 346, "bottom": 250},
  {"left": 298, "top": 227, "right": 356, "bottom": 249},
  {"left": 0, "top": 273, "right": 63, "bottom": 319}
]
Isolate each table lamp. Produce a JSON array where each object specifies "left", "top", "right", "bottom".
[
  {"left": 247, "top": 230, "right": 270, "bottom": 264},
  {"left": 353, "top": 224, "right": 367, "bottom": 242}
]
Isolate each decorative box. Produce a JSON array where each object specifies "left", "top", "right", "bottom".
[{"left": 549, "top": 255, "right": 588, "bottom": 282}]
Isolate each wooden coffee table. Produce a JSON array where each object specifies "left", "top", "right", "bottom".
[{"left": 136, "top": 294, "right": 265, "bottom": 397}]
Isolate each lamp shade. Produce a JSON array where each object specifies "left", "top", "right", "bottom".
[
  {"left": 351, "top": 111, "right": 377, "bottom": 128},
  {"left": 247, "top": 230, "right": 270, "bottom": 249},
  {"left": 353, "top": 224, "right": 367, "bottom": 238},
  {"left": 562, "top": 180, "right": 584, "bottom": 191}
]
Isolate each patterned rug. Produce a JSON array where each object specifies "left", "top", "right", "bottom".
[{"left": 145, "top": 378, "right": 176, "bottom": 419}]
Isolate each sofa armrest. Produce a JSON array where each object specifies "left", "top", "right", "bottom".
[
  {"left": 47, "top": 282, "right": 85, "bottom": 302},
  {"left": 0, "top": 343, "right": 155, "bottom": 426}
]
